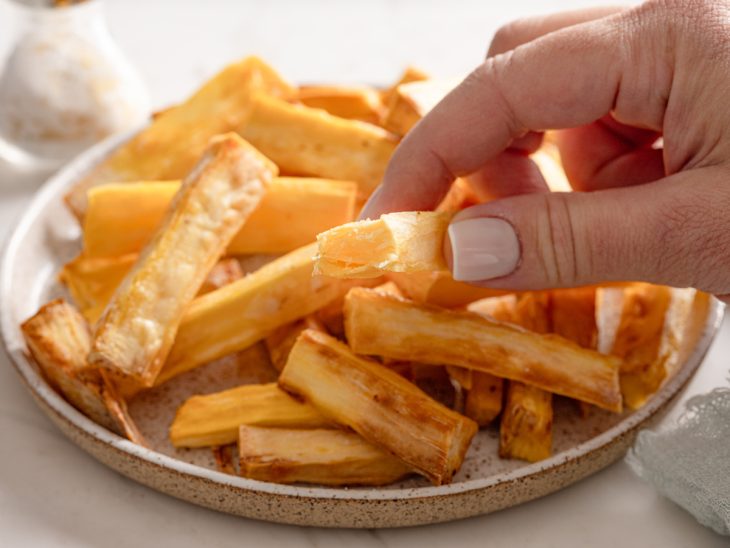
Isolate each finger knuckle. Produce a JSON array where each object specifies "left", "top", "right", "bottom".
[
  {"left": 532, "top": 193, "right": 584, "bottom": 286},
  {"left": 489, "top": 19, "right": 531, "bottom": 56}
]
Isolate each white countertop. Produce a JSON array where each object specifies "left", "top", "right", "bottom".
[{"left": 0, "top": 1, "right": 727, "bottom": 546}]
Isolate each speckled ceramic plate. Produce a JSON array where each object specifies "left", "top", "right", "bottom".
[{"left": 1, "top": 131, "right": 724, "bottom": 528}]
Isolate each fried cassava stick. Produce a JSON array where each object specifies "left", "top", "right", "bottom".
[
  {"left": 315, "top": 211, "right": 450, "bottom": 278},
  {"left": 82, "top": 177, "right": 356, "bottom": 258},
  {"left": 22, "top": 299, "right": 145, "bottom": 444},
  {"left": 158, "top": 243, "right": 375, "bottom": 384},
  {"left": 170, "top": 383, "right": 329, "bottom": 448},
  {"left": 344, "top": 287, "right": 623, "bottom": 412},
  {"left": 65, "top": 56, "right": 292, "bottom": 217},
  {"left": 278, "top": 329, "right": 478, "bottom": 485},
  {"left": 240, "top": 93, "right": 398, "bottom": 198},
  {"left": 238, "top": 426, "right": 413, "bottom": 486},
  {"left": 90, "top": 134, "right": 276, "bottom": 386}
]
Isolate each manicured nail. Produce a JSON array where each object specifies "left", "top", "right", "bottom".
[{"left": 448, "top": 217, "right": 520, "bottom": 282}]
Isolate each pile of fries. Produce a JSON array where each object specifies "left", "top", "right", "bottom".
[{"left": 21, "top": 57, "right": 696, "bottom": 487}]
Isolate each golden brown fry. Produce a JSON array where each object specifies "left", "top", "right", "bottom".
[
  {"left": 59, "top": 253, "right": 137, "bottom": 323},
  {"left": 98, "top": 369, "right": 147, "bottom": 445},
  {"left": 238, "top": 426, "right": 413, "bottom": 486},
  {"left": 344, "top": 287, "right": 622, "bottom": 412},
  {"left": 465, "top": 372, "right": 504, "bottom": 426},
  {"left": 499, "top": 382, "right": 553, "bottom": 462},
  {"left": 372, "top": 280, "right": 406, "bottom": 298},
  {"left": 380, "top": 78, "right": 459, "bottom": 135},
  {"left": 169, "top": 383, "right": 329, "bottom": 448},
  {"left": 65, "top": 56, "right": 292, "bottom": 217},
  {"left": 315, "top": 211, "right": 450, "bottom": 278},
  {"left": 295, "top": 85, "right": 384, "bottom": 123},
  {"left": 90, "top": 134, "right": 277, "bottom": 386},
  {"left": 60, "top": 254, "right": 251, "bottom": 324},
  {"left": 212, "top": 445, "right": 237, "bottom": 475},
  {"left": 229, "top": 177, "right": 357, "bottom": 255},
  {"left": 278, "top": 330, "right": 478, "bottom": 485},
  {"left": 608, "top": 284, "right": 672, "bottom": 409},
  {"left": 497, "top": 293, "right": 553, "bottom": 461},
  {"left": 551, "top": 287, "right": 598, "bottom": 416},
  {"left": 551, "top": 287, "right": 597, "bottom": 349},
  {"left": 446, "top": 366, "right": 473, "bottom": 391},
  {"left": 198, "top": 257, "right": 244, "bottom": 295},
  {"left": 380, "top": 66, "right": 429, "bottom": 107},
  {"left": 265, "top": 316, "right": 326, "bottom": 372},
  {"left": 21, "top": 299, "right": 145, "bottom": 443},
  {"left": 82, "top": 177, "right": 357, "bottom": 258},
  {"left": 240, "top": 93, "right": 398, "bottom": 198},
  {"left": 82, "top": 181, "right": 178, "bottom": 258},
  {"left": 159, "top": 244, "right": 363, "bottom": 384},
  {"left": 387, "top": 271, "right": 508, "bottom": 308}
]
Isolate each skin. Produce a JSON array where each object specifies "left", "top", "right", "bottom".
[{"left": 361, "top": 0, "right": 730, "bottom": 300}]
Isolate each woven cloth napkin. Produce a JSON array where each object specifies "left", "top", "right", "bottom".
[{"left": 626, "top": 386, "right": 730, "bottom": 535}]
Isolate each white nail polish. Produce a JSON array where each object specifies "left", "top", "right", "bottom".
[{"left": 448, "top": 218, "right": 520, "bottom": 282}]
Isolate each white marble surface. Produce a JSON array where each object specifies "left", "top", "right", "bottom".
[{"left": 0, "top": 0, "right": 727, "bottom": 546}]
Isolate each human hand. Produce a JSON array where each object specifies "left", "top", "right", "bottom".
[{"left": 361, "top": 1, "right": 730, "bottom": 299}]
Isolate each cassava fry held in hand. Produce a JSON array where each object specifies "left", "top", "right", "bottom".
[{"left": 315, "top": 211, "right": 450, "bottom": 278}]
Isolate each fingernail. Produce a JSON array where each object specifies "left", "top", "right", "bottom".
[{"left": 448, "top": 217, "right": 520, "bottom": 281}]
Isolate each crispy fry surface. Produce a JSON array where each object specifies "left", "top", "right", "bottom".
[
  {"left": 295, "top": 85, "right": 384, "bottom": 123},
  {"left": 278, "top": 329, "right": 477, "bottom": 485},
  {"left": 499, "top": 382, "right": 553, "bottom": 462},
  {"left": 315, "top": 211, "right": 450, "bottom": 278},
  {"left": 464, "top": 372, "right": 504, "bottom": 426},
  {"left": 381, "top": 78, "right": 459, "bottom": 135},
  {"left": 388, "top": 271, "right": 507, "bottom": 308},
  {"left": 344, "top": 288, "right": 622, "bottom": 411},
  {"left": 170, "top": 383, "right": 329, "bottom": 448},
  {"left": 90, "top": 134, "right": 276, "bottom": 386},
  {"left": 59, "top": 254, "right": 137, "bottom": 323},
  {"left": 21, "top": 300, "right": 143, "bottom": 439},
  {"left": 66, "top": 57, "right": 292, "bottom": 217},
  {"left": 610, "top": 284, "right": 672, "bottom": 409},
  {"left": 83, "top": 177, "right": 356, "bottom": 258},
  {"left": 380, "top": 66, "right": 429, "bottom": 107},
  {"left": 241, "top": 93, "right": 398, "bottom": 197},
  {"left": 265, "top": 316, "right": 326, "bottom": 372},
  {"left": 239, "top": 426, "right": 412, "bottom": 486},
  {"left": 159, "top": 244, "right": 358, "bottom": 384}
]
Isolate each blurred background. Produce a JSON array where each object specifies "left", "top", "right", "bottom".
[{"left": 0, "top": 0, "right": 632, "bottom": 110}]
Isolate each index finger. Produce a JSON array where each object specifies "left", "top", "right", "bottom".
[{"left": 360, "top": 7, "right": 666, "bottom": 218}]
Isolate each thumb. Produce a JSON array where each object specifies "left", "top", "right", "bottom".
[{"left": 445, "top": 167, "right": 730, "bottom": 294}]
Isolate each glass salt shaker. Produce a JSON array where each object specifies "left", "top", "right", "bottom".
[{"left": 0, "top": 0, "right": 149, "bottom": 169}]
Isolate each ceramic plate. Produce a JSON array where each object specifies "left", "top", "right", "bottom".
[{"left": 0, "top": 132, "right": 724, "bottom": 528}]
